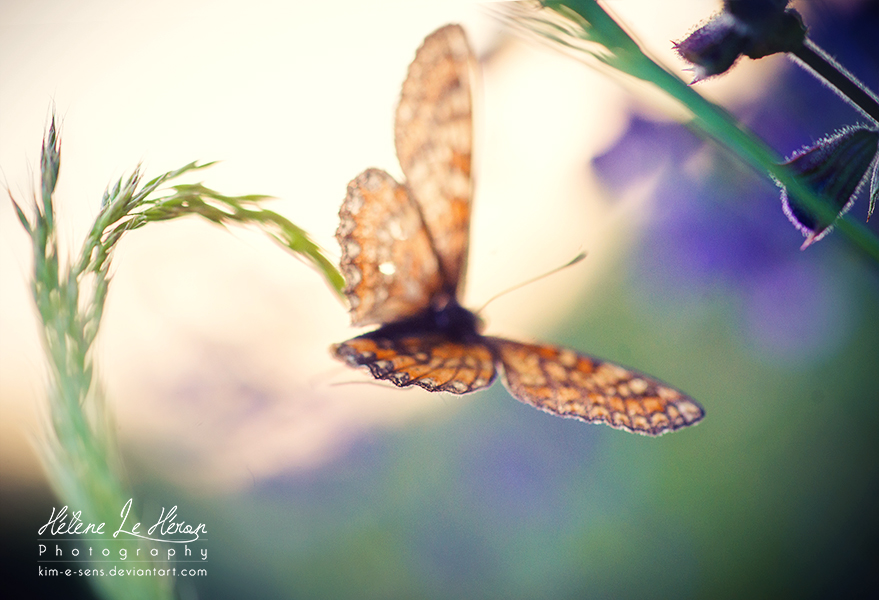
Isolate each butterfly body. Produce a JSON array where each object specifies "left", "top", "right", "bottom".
[
  {"left": 376, "top": 298, "right": 482, "bottom": 341},
  {"left": 332, "top": 25, "right": 704, "bottom": 435}
]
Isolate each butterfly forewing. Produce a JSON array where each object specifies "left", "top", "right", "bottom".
[
  {"left": 337, "top": 169, "right": 443, "bottom": 326},
  {"left": 489, "top": 338, "right": 704, "bottom": 436},
  {"left": 395, "top": 24, "right": 474, "bottom": 291},
  {"left": 333, "top": 332, "right": 497, "bottom": 394}
]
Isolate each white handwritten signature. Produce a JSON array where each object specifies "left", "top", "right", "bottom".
[{"left": 38, "top": 499, "right": 206, "bottom": 543}]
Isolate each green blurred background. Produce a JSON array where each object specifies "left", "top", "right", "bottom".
[{"left": 165, "top": 257, "right": 879, "bottom": 599}]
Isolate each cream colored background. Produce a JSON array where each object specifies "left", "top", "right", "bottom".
[{"left": 1, "top": 0, "right": 733, "bottom": 489}]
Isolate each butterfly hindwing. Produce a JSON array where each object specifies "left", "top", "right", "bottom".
[
  {"left": 337, "top": 168, "right": 444, "bottom": 326},
  {"left": 333, "top": 331, "right": 496, "bottom": 394},
  {"left": 395, "top": 24, "right": 474, "bottom": 291},
  {"left": 488, "top": 338, "right": 704, "bottom": 436}
]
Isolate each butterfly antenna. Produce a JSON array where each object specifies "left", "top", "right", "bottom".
[{"left": 475, "top": 251, "right": 587, "bottom": 314}]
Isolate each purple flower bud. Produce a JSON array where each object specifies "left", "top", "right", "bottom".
[
  {"left": 675, "top": 4, "right": 805, "bottom": 82},
  {"left": 674, "top": 12, "right": 750, "bottom": 83},
  {"left": 743, "top": 9, "right": 805, "bottom": 60},
  {"left": 778, "top": 127, "right": 879, "bottom": 248}
]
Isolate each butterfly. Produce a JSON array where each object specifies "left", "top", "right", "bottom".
[{"left": 331, "top": 24, "right": 704, "bottom": 436}]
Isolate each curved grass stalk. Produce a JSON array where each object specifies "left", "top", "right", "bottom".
[
  {"left": 501, "top": 0, "right": 879, "bottom": 263},
  {"left": 10, "top": 116, "right": 342, "bottom": 600}
]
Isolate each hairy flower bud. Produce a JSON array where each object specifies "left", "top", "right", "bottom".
[
  {"left": 674, "top": 12, "right": 750, "bottom": 83},
  {"left": 778, "top": 127, "right": 879, "bottom": 248},
  {"left": 675, "top": 2, "right": 806, "bottom": 82}
]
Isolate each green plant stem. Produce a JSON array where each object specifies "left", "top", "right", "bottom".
[{"left": 790, "top": 39, "right": 879, "bottom": 125}]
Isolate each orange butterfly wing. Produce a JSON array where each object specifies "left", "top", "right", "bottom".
[
  {"left": 337, "top": 169, "right": 444, "bottom": 327},
  {"left": 333, "top": 332, "right": 496, "bottom": 395},
  {"left": 395, "top": 23, "right": 474, "bottom": 293},
  {"left": 489, "top": 338, "right": 704, "bottom": 435},
  {"left": 337, "top": 25, "right": 475, "bottom": 327}
]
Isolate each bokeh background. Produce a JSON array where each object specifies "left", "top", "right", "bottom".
[{"left": 2, "top": 0, "right": 877, "bottom": 598}]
